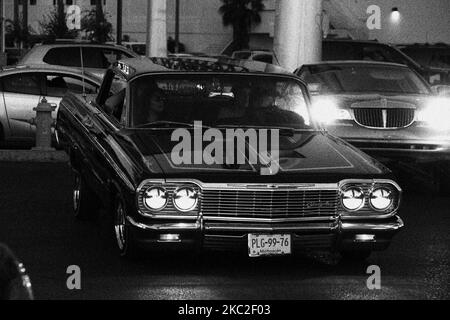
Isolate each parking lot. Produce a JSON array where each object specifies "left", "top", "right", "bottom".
[{"left": 0, "top": 161, "right": 448, "bottom": 300}]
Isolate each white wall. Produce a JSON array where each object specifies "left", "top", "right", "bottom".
[{"left": 356, "top": 0, "right": 450, "bottom": 44}]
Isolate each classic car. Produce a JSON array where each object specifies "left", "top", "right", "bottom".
[
  {"left": 56, "top": 57, "right": 403, "bottom": 260},
  {"left": 0, "top": 65, "right": 102, "bottom": 146},
  {"left": 295, "top": 61, "right": 450, "bottom": 191},
  {"left": 19, "top": 41, "right": 139, "bottom": 78}
]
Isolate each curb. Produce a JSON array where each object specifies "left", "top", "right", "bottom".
[{"left": 0, "top": 150, "right": 69, "bottom": 163}]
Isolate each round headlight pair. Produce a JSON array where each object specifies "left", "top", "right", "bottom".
[
  {"left": 143, "top": 186, "right": 198, "bottom": 212},
  {"left": 342, "top": 187, "right": 393, "bottom": 212}
]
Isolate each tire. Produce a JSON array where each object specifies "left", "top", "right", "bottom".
[
  {"left": 113, "top": 195, "right": 140, "bottom": 259},
  {"left": 72, "top": 171, "right": 99, "bottom": 221},
  {"left": 340, "top": 250, "right": 372, "bottom": 262}
]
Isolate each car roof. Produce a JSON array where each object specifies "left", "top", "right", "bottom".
[
  {"left": 0, "top": 64, "right": 102, "bottom": 82},
  {"left": 113, "top": 57, "right": 292, "bottom": 80},
  {"left": 20, "top": 43, "right": 139, "bottom": 64},
  {"left": 301, "top": 60, "right": 409, "bottom": 68}
]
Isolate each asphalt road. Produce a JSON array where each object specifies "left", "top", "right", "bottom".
[{"left": 0, "top": 162, "right": 449, "bottom": 300}]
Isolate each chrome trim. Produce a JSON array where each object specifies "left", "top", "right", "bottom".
[
  {"left": 127, "top": 216, "right": 202, "bottom": 231},
  {"left": 203, "top": 216, "right": 336, "bottom": 223},
  {"left": 340, "top": 217, "right": 404, "bottom": 232},
  {"left": 204, "top": 222, "right": 338, "bottom": 232},
  {"left": 136, "top": 179, "right": 402, "bottom": 220}
]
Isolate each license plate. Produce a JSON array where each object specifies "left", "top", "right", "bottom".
[{"left": 248, "top": 234, "right": 292, "bottom": 257}]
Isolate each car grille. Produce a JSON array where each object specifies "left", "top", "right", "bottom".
[
  {"left": 201, "top": 189, "right": 339, "bottom": 219},
  {"left": 353, "top": 108, "right": 415, "bottom": 129}
]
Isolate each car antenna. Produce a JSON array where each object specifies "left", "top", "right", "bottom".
[{"left": 80, "top": 47, "right": 87, "bottom": 101}]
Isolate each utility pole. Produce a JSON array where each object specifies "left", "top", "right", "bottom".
[
  {"left": 0, "top": 0, "right": 3, "bottom": 53},
  {"left": 117, "top": 0, "right": 122, "bottom": 45},
  {"left": 273, "top": 0, "right": 323, "bottom": 71},
  {"left": 22, "top": 0, "right": 28, "bottom": 37},
  {"left": 175, "top": 0, "right": 180, "bottom": 53},
  {"left": 146, "top": 0, "right": 167, "bottom": 57}
]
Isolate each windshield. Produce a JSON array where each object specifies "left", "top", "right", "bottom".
[
  {"left": 299, "top": 64, "right": 430, "bottom": 95},
  {"left": 129, "top": 74, "right": 313, "bottom": 129}
]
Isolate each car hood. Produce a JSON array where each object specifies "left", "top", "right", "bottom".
[
  {"left": 312, "top": 93, "right": 431, "bottom": 110},
  {"left": 123, "top": 129, "right": 390, "bottom": 183}
]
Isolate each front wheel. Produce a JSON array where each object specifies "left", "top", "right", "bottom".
[
  {"left": 114, "top": 196, "right": 139, "bottom": 258},
  {"left": 73, "top": 171, "right": 99, "bottom": 221}
]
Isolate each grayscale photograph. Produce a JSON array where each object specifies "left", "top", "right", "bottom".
[{"left": 0, "top": 0, "right": 449, "bottom": 307}]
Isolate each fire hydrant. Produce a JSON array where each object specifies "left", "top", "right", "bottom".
[{"left": 31, "top": 97, "right": 56, "bottom": 151}]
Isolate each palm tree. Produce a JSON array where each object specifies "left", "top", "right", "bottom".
[
  {"left": 40, "top": 0, "right": 77, "bottom": 40},
  {"left": 219, "top": 0, "right": 265, "bottom": 51},
  {"left": 82, "top": 0, "right": 113, "bottom": 43}
]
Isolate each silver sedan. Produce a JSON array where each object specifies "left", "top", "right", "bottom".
[{"left": 0, "top": 65, "right": 101, "bottom": 145}]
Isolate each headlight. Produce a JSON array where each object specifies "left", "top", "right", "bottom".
[
  {"left": 370, "top": 188, "right": 393, "bottom": 211},
  {"left": 173, "top": 187, "right": 198, "bottom": 212},
  {"left": 143, "top": 187, "right": 168, "bottom": 211},
  {"left": 417, "top": 98, "right": 450, "bottom": 130},
  {"left": 311, "top": 98, "right": 351, "bottom": 124},
  {"left": 341, "top": 188, "right": 365, "bottom": 211}
]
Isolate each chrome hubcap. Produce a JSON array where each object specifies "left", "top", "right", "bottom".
[
  {"left": 114, "top": 203, "right": 126, "bottom": 251},
  {"left": 73, "top": 176, "right": 80, "bottom": 212}
]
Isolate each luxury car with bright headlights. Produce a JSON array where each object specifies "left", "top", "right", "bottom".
[
  {"left": 296, "top": 61, "right": 450, "bottom": 165},
  {"left": 56, "top": 57, "right": 403, "bottom": 260}
]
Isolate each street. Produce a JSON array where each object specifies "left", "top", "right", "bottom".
[{"left": 0, "top": 162, "right": 449, "bottom": 300}]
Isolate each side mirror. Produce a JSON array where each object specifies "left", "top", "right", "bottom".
[
  {"left": 307, "top": 83, "right": 322, "bottom": 95},
  {"left": 431, "top": 85, "right": 450, "bottom": 96}
]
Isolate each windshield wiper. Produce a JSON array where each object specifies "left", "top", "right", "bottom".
[
  {"left": 217, "top": 125, "right": 318, "bottom": 134},
  {"left": 135, "top": 121, "right": 212, "bottom": 129}
]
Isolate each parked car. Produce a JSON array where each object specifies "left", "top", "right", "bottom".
[
  {"left": 0, "top": 244, "right": 33, "bottom": 300},
  {"left": 122, "top": 42, "right": 147, "bottom": 57},
  {"left": 323, "top": 39, "right": 442, "bottom": 85},
  {"left": 398, "top": 43, "right": 450, "bottom": 85},
  {"left": 295, "top": 61, "right": 450, "bottom": 190},
  {"left": 19, "top": 42, "right": 139, "bottom": 78},
  {"left": 231, "top": 50, "right": 276, "bottom": 64},
  {"left": 0, "top": 65, "right": 102, "bottom": 145},
  {"left": 56, "top": 57, "right": 403, "bottom": 260}
]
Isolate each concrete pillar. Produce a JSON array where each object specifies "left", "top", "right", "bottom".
[
  {"left": 146, "top": 0, "right": 167, "bottom": 57},
  {"left": 273, "top": 0, "right": 323, "bottom": 71}
]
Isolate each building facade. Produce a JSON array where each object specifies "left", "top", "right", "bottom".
[{"left": 4, "top": 0, "right": 450, "bottom": 55}]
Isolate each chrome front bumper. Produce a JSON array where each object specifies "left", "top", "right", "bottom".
[{"left": 126, "top": 215, "right": 404, "bottom": 252}]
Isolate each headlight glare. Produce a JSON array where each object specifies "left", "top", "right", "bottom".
[
  {"left": 341, "top": 187, "right": 365, "bottom": 211},
  {"left": 143, "top": 187, "right": 168, "bottom": 211},
  {"left": 311, "top": 98, "right": 351, "bottom": 124},
  {"left": 418, "top": 98, "right": 450, "bottom": 130},
  {"left": 370, "top": 188, "right": 393, "bottom": 211},
  {"left": 173, "top": 187, "right": 198, "bottom": 212}
]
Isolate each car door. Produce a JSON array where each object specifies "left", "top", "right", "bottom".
[
  {"left": 43, "top": 73, "right": 100, "bottom": 136},
  {"left": 1, "top": 72, "right": 44, "bottom": 140}
]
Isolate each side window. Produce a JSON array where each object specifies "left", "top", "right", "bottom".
[
  {"left": 2, "top": 73, "right": 42, "bottom": 95},
  {"left": 101, "top": 49, "right": 133, "bottom": 66},
  {"left": 82, "top": 47, "right": 108, "bottom": 69},
  {"left": 253, "top": 54, "right": 273, "bottom": 64},
  {"left": 43, "top": 47, "right": 81, "bottom": 67},
  {"left": 45, "top": 74, "right": 98, "bottom": 97}
]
